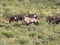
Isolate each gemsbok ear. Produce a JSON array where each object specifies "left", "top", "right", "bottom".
[{"left": 34, "top": 15, "right": 37, "bottom": 17}]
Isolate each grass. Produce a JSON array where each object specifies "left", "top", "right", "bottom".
[
  {"left": 0, "top": 0, "right": 60, "bottom": 45},
  {"left": 0, "top": 20, "right": 60, "bottom": 45}
]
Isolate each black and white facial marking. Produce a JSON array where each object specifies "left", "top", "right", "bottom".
[
  {"left": 14, "top": 16, "right": 17, "bottom": 20},
  {"left": 34, "top": 19, "right": 38, "bottom": 25}
]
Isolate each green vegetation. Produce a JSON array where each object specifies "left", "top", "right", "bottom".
[{"left": 0, "top": 0, "right": 60, "bottom": 45}]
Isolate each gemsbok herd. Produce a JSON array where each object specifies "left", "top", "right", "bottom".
[{"left": 8, "top": 13, "right": 60, "bottom": 26}]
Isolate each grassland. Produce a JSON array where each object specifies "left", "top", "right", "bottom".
[{"left": 0, "top": 0, "right": 60, "bottom": 45}]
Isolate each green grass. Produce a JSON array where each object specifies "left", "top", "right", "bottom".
[
  {"left": 0, "top": 20, "right": 60, "bottom": 45},
  {"left": 0, "top": 0, "right": 60, "bottom": 45}
]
